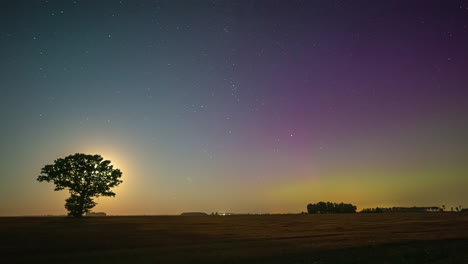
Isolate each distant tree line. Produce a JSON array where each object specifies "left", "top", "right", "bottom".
[
  {"left": 360, "top": 206, "right": 441, "bottom": 213},
  {"left": 307, "top": 201, "right": 357, "bottom": 214},
  {"left": 306, "top": 203, "right": 465, "bottom": 214}
]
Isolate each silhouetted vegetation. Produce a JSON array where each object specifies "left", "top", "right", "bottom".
[
  {"left": 307, "top": 201, "right": 357, "bottom": 214},
  {"left": 360, "top": 206, "right": 441, "bottom": 213},
  {"left": 37, "top": 153, "right": 123, "bottom": 217}
]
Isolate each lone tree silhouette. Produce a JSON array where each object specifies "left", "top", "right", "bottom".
[{"left": 37, "top": 153, "right": 123, "bottom": 217}]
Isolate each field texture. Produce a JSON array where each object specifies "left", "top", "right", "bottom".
[{"left": 1, "top": 213, "right": 468, "bottom": 263}]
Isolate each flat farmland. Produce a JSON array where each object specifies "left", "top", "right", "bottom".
[{"left": 1, "top": 213, "right": 468, "bottom": 263}]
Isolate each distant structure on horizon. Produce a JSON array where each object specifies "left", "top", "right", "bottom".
[
  {"left": 85, "top": 212, "right": 107, "bottom": 217},
  {"left": 180, "top": 212, "right": 208, "bottom": 216},
  {"left": 360, "top": 206, "right": 441, "bottom": 213},
  {"left": 216, "top": 212, "right": 236, "bottom": 216},
  {"left": 393, "top": 206, "right": 441, "bottom": 212}
]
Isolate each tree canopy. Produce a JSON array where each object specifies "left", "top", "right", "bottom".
[{"left": 37, "top": 153, "right": 123, "bottom": 217}]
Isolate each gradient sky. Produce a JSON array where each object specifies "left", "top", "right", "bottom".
[{"left": 1, "top": 0, "right": 467, "bottom": 216}]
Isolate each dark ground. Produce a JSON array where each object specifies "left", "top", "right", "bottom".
[{"left": 1, "top": 213, "right": 468, "bottom": 263}]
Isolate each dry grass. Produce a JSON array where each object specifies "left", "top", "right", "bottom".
[{"left": 1, "top": 213, "right": 468, "bottom": 263}]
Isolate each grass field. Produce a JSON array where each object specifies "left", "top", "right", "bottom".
[{"left": 1, "top": 213, "right": 468, "bottom": 263}]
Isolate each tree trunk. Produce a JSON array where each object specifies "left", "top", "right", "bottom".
[{"left": 77, "top": 193, "right": 85, "bottom": 217}]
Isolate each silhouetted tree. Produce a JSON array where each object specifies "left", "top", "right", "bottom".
[{"left": 37, "top": 153, "right": 123, "bottom": 217}]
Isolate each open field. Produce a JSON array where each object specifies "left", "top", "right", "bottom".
[{"left": 1, "top": 213, "right": 468, "bottom": 263}]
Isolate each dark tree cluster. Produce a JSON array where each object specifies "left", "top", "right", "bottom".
[
  {"left": 360, "top": 206, "right": 441, "bottom": 213},
  {"left": 307, "top": 201, "right": 357, "bottom": 214}
]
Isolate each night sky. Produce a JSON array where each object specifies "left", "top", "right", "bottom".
[{"left": 1, "top": 0, "right": 467, "bottom": 216}]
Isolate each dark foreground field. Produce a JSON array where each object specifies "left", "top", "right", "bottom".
[{"left": 1, "top": 213, "right": 468, "bottom": 263}]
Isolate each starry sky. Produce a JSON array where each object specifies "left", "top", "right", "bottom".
[{"left": 1, "top": 0, "right": 467, "bottom": 216}]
